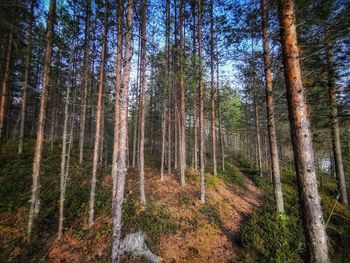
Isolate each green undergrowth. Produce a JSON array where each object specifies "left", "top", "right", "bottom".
[{"left": 238, "top": 164, "right": 350, "bottom": 263}]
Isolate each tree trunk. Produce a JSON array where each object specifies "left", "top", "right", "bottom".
[
  {"left": 179, "top": 0, "right": 186, "bottom": 186},
  {"left": 89, "top": 1, "right": 108, "bottom": 227},
  {"left": 27, "top": 0, "right": 56, "bottom": 238},
  {"left": 210, "top": 0, "right": 217, "bottom": 176},
  {"left": 79, "top": 0, "right": 91, "bottom": 164},
  {"left": 325, "top": 41, "right": 348, "bottom": 205},
  {"left": 253, "top": 83, "right": 262, "bottom": 176},
  {"left": 278, "top": 1, "right": 329, "bottom": 262},
  {"left": 111, "top": 0, "right": 123, "bottom": 200},
  {"left": 19, "top": 0, "right": 35, "bottom": 154},
  {"left": 198, "top": 0, "right": 205, "bottom": 204},
  {"left": 216, "top": 59, "right": 225, "bottom": 171},
  {"left": 167, "top": 0, "right": 172, "bottom": 175},
  {"left": 0, "top": 32, "right": 13, "bottom": 139},
  {"left": 261, "top": 0, "right": 284, "bottom": 213},
  {"left": 160, "top": 100, "right": 167, "bottom": 181},
  {"left": 111, "top": 1, "right": 133, "bottom": 261},
  {"left": 139, "top": 0, "right": 147, "bottom": 204}
]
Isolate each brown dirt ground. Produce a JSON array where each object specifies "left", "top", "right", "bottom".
[{"left": 47, "top": 165, "right": 261, "bottom": 263}]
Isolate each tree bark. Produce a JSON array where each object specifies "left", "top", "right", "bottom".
[
  {"left": 325, "top": 41, "right": 348, "bottom": 205},
  {"left": 79, "top": 0, "right": 91, "bottom": 164},
  {"left": 27, "top": 0, "right": 56, "bottom": 238},
  {"left": 139, "top": 0, "right": 147, "bottom": 204},
  {"left": 167, "top": 0, "right": 172, "bottom": 175},
  {"left": 261, "top": 0, "right": 284, "bottom": 213},
  {"left": 198, "top": 0, "right": 205, "bottom": 203},
  {"left": 89, "top": 1, "right": 108, "bottom": 227},
  {"left": 111, "top": 0, "right": 133, "bottom": 261},
  {"left": 192, "top": 0, "right": 198, "bottom": 170},
  {"left": 278, "top": 1, "right": 329, "bottom": 262},
  {"left": 253, "top": 84, "right": 262, "bottom": 176},
  {"left": 0, "top": 32, "right": 13, "bottom": 139},
  {"left": 19, "top": 0, "right": 35, "bottom": 154},
  {"left": 210, "top": 0, "right": 217, "bottom": 176},
  {"left": 216, "top": 58, "right": 224, "bottom": 171}
]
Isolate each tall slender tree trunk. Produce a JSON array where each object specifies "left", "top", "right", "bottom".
[
  {"left": 278, "top": 1, "right": 329, "bottom": 262},
  {"left": 209, "top": 0, "right": 217, "bottom": 176},
  {"left": 79, "top": 0, "right": 91, "bottom": 164},
  {"left": 89, "top": 1, "right": 108, "bottom": 226},
  {"left": 216, "top": 59, "right": 224, "bottom": 171},
  {"left": 19, "top": 0, "right": 35, "bottom": 154},
  {"left": 198, "top": 0, "right": 205, "bottom": 203},
  {"left": 160, "top": 100, "right": 167, "bottom": 181},
  {"left": 325, "top": 41, "right": 348, "bottom": 205},
  {"left": 139, "top": 0, "right": 147, "bottom": 204},
  {"left": 27, "top": 0, "right": 56, "bottom": 238},
  {"left": 253, "top": 85, "right": 262, "bottom": 176},
  {"left": 261, "top": 0, "right": 284, "bottom": 213},
  {"left": 167, "top": 0, "right": 172, "bottom": 175},
  {"left": 179, "top": 0, "right": 186, "bottom": 186},
  {"left": 111, "top": 1, "right": 133, "bottom": 261},
  {"left": 58, "top": 71, "right": 71, "bottom": 240},
  {"left": 192, "top": 0, "right": 198, "bottom": 170},
  {"left": 0, "top": 32, "right": 13, "bottom": 139}
]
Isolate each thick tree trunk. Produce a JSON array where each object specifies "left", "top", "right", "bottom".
[
  {"left": 210, "top": 0, "right": 217, "bottom": 176},
  {"left": 198, "top": 0, "right": 205, "bottom": 203},
  {"left": 27, "top": 0, "right": 56, "bottom": 238},
  {"left": 261, "top": 0, "right": 284, "bottom": 213},
  {"left": 0, "top": 32, "right": 13, "bottom": 139},
  {"left": 111, "top": 1, "right": 133, "bottom": 261},
  {"left": 79, "top": 0, "right": 91, "bottom": 164},
  {"left": 139, "top": 0, "right": 147, "bottom": 204},
  {"left": 19, "top": 0, "right": 35, "bottom": 154},
  {"left": 278, "top": 1, "right": 329, "bottom": 262},
  {"left": 89, "top": 1, "right": 108, "bottom": 226},
  {"left": 326, "top": 42, "right": 348, "bottom": 205}
]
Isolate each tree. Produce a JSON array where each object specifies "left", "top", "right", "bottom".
[
  {"left": 27, "top": 0, "right": 56, "bottom": 238},
  {"left": 260, "top": 0, "right": 284, "bottom": 214},
  {"left": 198, "top": 0, "right": 205, "bottom": 203},
  {"left": 278, "top": 0, "right": 329, "bottom": 261},
  {"left": 139, "top": 0, "right": 147, "bottom": 204},
  {"left": 111, "top": 0, "right": 134, "bottom": 261},
  {"left": 89, "top": 0, "right": 109, "bottom": 227},
  {"left": 78, "top": 0, "right": 91, "bottom": 164}
]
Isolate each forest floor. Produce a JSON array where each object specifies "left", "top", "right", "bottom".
[{"left": 1, "top": 140, "right": 350, "bottom": 263}]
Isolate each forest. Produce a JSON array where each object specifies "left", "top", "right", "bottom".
[{"left": 0, "top": 0, "right": 349, "bottom": 262}]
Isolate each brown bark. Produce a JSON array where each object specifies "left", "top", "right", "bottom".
[
  {"left": 139, "top": 0, "right": 147, "bottom": 204},
  {"left": 261, "top": 0, "right": 284, "bottom": 213},
  {"left": 0, "top": 32, "right": 13, "bottom": 139},
  {"left": 179, "top": 0, "right": 186, "bottom": 186},
  {"left": 167, "top": 0, "right": 172, "bottom": 175},
  {"left": 19, "top": 0, "right": 35, "bottom": 154},
  {"left": 253, "top": 85, "right": 262, "bottom": 176},
  {"left": 210, "top": 0, "right": 217, "bottom": 176},
  {"left": 27, "top": 0, "right": 56, "bottom": 238},
  {"left": 198, "top": 0, "right": 205, "bottom": 203},
  {"left": 278, "top": 1, "right": 329, "bottom": 262},
  {"left": 192, "top": 0, "right": 198, "bottom": 170},
  {"left": 216, "top": 59, "right": 224, "bottom": 171},
  {"left": 79, "top": 0, "right": 91, "bottom": 164},
  {"left": 325, "top": 40, "right": 348, "bottom": 205},
  {"left": 111, "top": 0, "right": 133, "bottom": 261},
  {"left": 89, "top": 1, "right": 108, "bottom": 226}
]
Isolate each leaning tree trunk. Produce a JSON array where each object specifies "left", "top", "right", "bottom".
[
  {"left": 89, "top": 1, "right": 108, "bottom": 227},
  {"left": 278, "top": 1, "right": 329, "bottom": 262},
  {"left": 0, "top": 32, "right": 13, "bottom": 139},
  {"left": 111, "top": 1, "right": 133, "bottom": 261},
  {"left": 27, "top": 0, "right": 56, "bottom": 238},
  {"left": 78, "top": 0, "right": 91, "bottom": 164},
  {"left": 325, "top": 41, "right": 348, "bottom": 205},
  {"left": 210, "top": 0, "right": 217, "bottom": 176},
  {"left": 198, "top": 0, "right": 205, "bottom": 204},
  {"left": 19, "top": 0, "right": 35, "bottom": 154},
  {"left": 261, "top": 0, "right": 284, "bottom": 213},
  {"left": 139, "top": 0, "right": 147, "bottom": 204}
]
